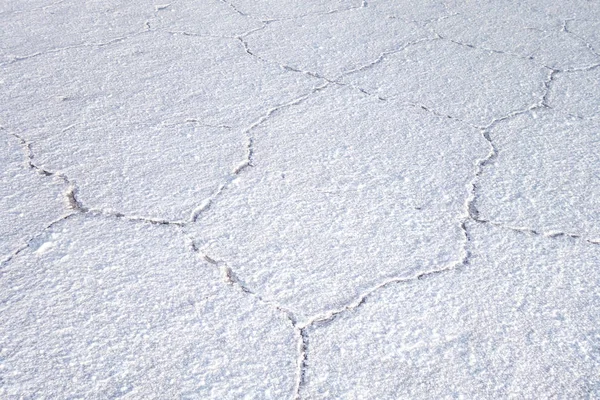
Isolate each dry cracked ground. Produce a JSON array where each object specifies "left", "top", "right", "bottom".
[{"left": 1, "top": 0, "right": 600, "bottom": 399}]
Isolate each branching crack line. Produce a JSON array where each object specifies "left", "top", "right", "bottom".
[
  {"left": 8, "top": 132, "right": 187, "bottom": 228},
  {"left": 192, "top": 237, "right": 470, "bottom": 400},
  {"left": 291, "top": 247, "right": 473, "bottom": 399},
  {"left": 237, "top": 26, "right": 597, "bottom": 128},
  {"left": 237, "top": 32, "right": 440, "bottom": 102},
  {"left": 1, "top": 211, "right": 186, "bottom": 269},
  {"left": 190, "top": 243, "right": 308, "bottom": 400}
]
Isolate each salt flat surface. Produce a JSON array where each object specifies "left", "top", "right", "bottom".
[{"left": 1, "top": 1, "right": 599, "bottom": 399}]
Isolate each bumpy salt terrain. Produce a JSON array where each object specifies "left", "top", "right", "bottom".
[{"left": 1, "top": 1, "right": 600, "bottom": 398}]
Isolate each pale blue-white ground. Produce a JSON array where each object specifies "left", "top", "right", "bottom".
[{"left": 1, "top": 1, "right": 600, "bottom": 399}]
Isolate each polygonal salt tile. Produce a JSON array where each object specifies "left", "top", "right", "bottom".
[{"left": 193, "top": 85, "right": 487, "bottom": 320}]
